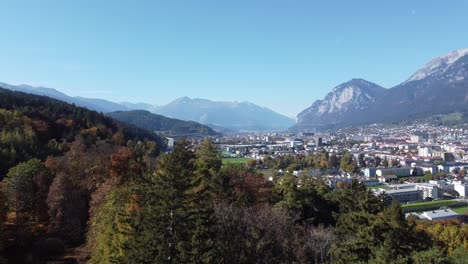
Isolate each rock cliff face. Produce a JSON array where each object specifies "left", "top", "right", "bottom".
[
  {"left": 293, "top": 49, "right": 468, "bottom": 131},
  {"left": 295, "top": 79, "right": 385, "bottom": 130}
]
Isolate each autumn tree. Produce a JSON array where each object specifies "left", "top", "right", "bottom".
[
  {"left": 213, "top": 203, "right": 296, "bottom": 264},
  {"left": 217, "top": 165, "right": 272, "bottom": 206},
  {"left": 47, "top": 172, "right": 88, "bottom": 246},
  {"left": 88, "top": 187, "right": 141, "bottom": 264},
  {"left": 340, "top": 152, "right": 357, "bottom": 174},
  {"left": 382, "top": 157, "right": 389, "bottom": 168},
  {"left": 0, "top": 184, "right": 7, "bottom": 263}
]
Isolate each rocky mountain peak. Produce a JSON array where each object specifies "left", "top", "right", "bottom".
[
  {"left": 405, "top": 48, "right": 468, "bottom": 83},
  {"left": 298, "top": 79, "right": 385, "bottom": 120}
]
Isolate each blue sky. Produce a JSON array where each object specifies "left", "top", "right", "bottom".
[{"left": 0, "top": 1, "right": 467, "bottom": 117}]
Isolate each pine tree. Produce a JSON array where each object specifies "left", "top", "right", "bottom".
[
  {"left": 189, "top": 138, "right": 222, "bottom": 262},
  {"left": 138, "top": 139, "right": 196, "bottom": 263}
]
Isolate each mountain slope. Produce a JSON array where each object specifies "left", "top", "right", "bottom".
[
  {"left": 365, "top": 51, "right": 468, "bottom": 123},
  {"left": 154, "top": 97, "right": 295, "bottom": 131},
  {"left": 0, "top": 82, "right": 129, "bottom": 113},
  {"left": 0, "top": 87, "right": 164, "bottom": 176},
  {"left": 293, "top": 48, "right": 468, "bottom": 130},
  {"left": 108, "top": 110, "right": 219, "bottom": 137},
  {"left": 293, "top": 79, "right": 386, "bottom": 130}
]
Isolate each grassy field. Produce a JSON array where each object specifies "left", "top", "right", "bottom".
[
  {"left": 367, "top": 185, "right": 386, "bottom": 190},
  {"left": 401, "top": 200, "right": 455, "bottom": 208},
  {"left": 222, "top": 157, "right": 251, "bottom": 165},
  {"left": 453, "top": 206, "right": 468, "bottom": 214}
]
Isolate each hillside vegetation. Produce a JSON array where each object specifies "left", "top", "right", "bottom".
[{"left": 108, "top": 110, "right": 219, "bottom": 137}]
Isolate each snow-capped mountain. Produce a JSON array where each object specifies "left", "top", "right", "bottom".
[
  {"left": 293, "top": 48, "right": 468, "bottom": 131},
  {"left": 155, "top": 97, "right": 295, "bottom": 131}
]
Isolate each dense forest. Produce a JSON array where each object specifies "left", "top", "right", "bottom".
[
  {"left": 0, "top": 88, "right": 164, "bottom": 262},
  {"left": 0, "top": 88, "right": 467, "bottom": 263}
]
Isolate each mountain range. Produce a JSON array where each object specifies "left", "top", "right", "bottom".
[
  {"left": 151, "top": 97, "right": 295, "bottom": 132},
  {"left": 0, "top": 82, "right": 128, "bottom": 113},
  {"left": 2, "top": 48, "right": 468, "bottom": 132},
  {"left": 0, "top": 82, "right": 294, "bottom": 132},
  {"left": 292, "top": 48, "right": 468, "bottom": 131}
]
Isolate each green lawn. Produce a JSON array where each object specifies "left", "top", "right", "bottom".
[
  {"left": 453, "top": 206, "right": 468, "bottom": 214},
  {"left": 222, "top": 157, "right": 251, "bottom": 165},
  {"left": 401, "top": 200, "right": 455, "bottom": 208},
  {"left": 367, "top": 185, "right": 386, "bottom": 190}
]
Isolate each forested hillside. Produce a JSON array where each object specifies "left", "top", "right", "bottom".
[
  {"left": 0, "top": 88, "right": 163, "bottom": 177},
  {"left": 108, "top": 110, "right": 219, "bottom": 137},
  {"left": 0, "top": 88, "right": 164, "bottom": 262},
  {"left": 0, "top": 88, "right": 467, "bottom": 263}
]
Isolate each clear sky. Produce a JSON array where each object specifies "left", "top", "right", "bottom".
[{"left": 0, "top": 1, "right": 467, "bottom": 117}]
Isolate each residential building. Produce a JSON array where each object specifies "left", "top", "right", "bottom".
[
  {"left": 416, "top": 184, "right": 441, "bottom": 199},
  {"left": 364, "top": 168, "right": 377, "bottom": 178}
]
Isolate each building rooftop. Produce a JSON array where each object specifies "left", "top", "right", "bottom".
[
  {"left": 384, "top": 188, "right": 419, "bottom": 194},
  {"left": 422, "top": 209, "right": 459, "bottom": 219}
]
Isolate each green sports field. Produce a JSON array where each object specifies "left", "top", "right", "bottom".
[
  {"left": 401, "top": 200, "right": 455, "bottom": 208},
  {"left": 453, "top": 206, "right": 468, "bottom": 214},
  {"left": 222, "top": 157, "right": 251, "bottom": 165}
]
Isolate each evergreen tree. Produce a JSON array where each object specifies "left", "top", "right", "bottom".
[
  {"left": 189, "top": 138, "right": 222, "bottom": 262},
  {"left": 358, "top": 153, "right": 366, "bottom": 167},
  {"left": 3, "top": 159, "right": 52, "bottom": 246},
  {"left": 142, "top": 139, "right": 196, "bottom": 262}
]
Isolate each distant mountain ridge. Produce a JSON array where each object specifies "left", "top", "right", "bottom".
[
  {"left": 108, "top": 110, "right": 219, "bottom": 137},
  {"left": 154, "top": 97, "right": 295, "bottom": 132},
  {"left": 293, "top": 48, "right": 468, "bottom": 131},
  {"left": 0, "top": 82, "right": 128, "bottom": 113},
  {"left": 120, "top": 102, "right": 160, "bottom": 113}
]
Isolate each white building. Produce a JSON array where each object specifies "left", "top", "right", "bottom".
[
  {"left": 415, "top": 184, "right": 441, "bottom": 199},
  {"left": 454, "top": 182, "right": 468, "bottom": 197},
  {"left": 418, "top": 147, "right": 432, "bottom": 157},
  {"left": 421, "top": 209, "right": 459, "bottom": 221},
  {"left": 429, "top": 180, "right": 455, "bottom": 191}
]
